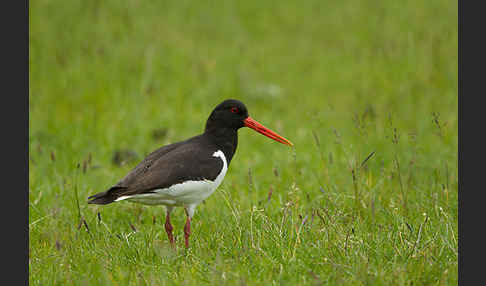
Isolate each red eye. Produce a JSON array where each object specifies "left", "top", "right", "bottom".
[{"left": 230, "top": 107, "right": 238, "bottom": 113}]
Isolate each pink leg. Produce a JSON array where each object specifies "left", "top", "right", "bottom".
[
  {"left": 184, "top": 216, "right": 191, "bottom": 248},
  {"left": 164, "top": 210, "right": 175, "bottom": 248}
]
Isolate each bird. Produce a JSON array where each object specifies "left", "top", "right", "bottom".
[{"left": 87, "top": 99, "right": 293, "bottom": 248}]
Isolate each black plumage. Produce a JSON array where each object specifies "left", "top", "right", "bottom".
[{"left": 88, "top": 99, "right": 247, "bottom": 205}]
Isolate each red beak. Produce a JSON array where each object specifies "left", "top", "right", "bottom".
[{"left": 243, "top": 117, "right": 293, "bottom": 146}]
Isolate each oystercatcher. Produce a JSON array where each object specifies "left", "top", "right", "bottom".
[{"left": 87, "top": 99, "right": 293, "bottom": 248}]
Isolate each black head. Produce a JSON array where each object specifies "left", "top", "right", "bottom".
[
  {"left": 205, "top": 99, "right": 249, "bottom": 131},
  {"left": 205, "top": 99, "right": 294, "bottom": 147}
]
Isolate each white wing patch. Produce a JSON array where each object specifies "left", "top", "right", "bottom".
[
  {"left": 210, "top": 150, "right": 228, "bottom": 189},
  {"left": 115, "top": 150, "right": 228, "bottom": 208}
]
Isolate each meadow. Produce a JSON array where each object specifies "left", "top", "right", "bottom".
[{"left": 29, "top": 0, "right": 458, "bottom": 284}]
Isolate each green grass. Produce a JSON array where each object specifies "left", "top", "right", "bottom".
[{"left": 29, "top": 0, "right": 457, "bottom": 285}]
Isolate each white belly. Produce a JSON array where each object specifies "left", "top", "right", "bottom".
[{"left": 115, "top": 150, "right": 228, "bottom": 207}]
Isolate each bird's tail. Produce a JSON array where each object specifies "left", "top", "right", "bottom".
[{"left": 87, "top": 186, "right": 125, "bottom": 205}]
